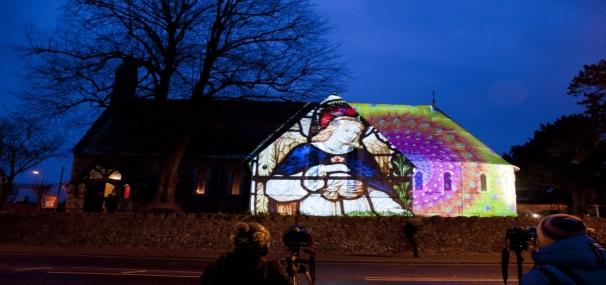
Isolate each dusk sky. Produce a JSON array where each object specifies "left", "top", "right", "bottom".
[{"left": 1, "top": 0, "right": 605, "bottom": 183}]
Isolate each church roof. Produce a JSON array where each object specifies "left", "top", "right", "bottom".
[
  {"left": 74, "top": 98, "right": 312, "bottom": 159},
  {"left": 74, "top": 97, "right": 511, "bottom": 166},
  {"left": 351, "top": 103, "right": 511, "bottom": 165}
]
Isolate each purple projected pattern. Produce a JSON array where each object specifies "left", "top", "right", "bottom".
[{"left": 353, "top": 103, "right": 516, "bottom": 216}]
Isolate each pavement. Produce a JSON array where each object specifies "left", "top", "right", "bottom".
[{"left": 0, "top": 244, "right": 530, "bottom": 264}]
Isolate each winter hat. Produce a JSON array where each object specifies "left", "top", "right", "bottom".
[
  {"left": 230, "top": 222, "right": 271, "bottom": 255},
  {"left": 538, "top": 214, "right": 586, "bottom": 241}
]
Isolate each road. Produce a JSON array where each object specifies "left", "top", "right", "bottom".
[{"left": 0, "top": 253, "right": 533, "bottom": 284}]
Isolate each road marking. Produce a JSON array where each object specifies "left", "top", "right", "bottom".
[
  {"left": 13, "top": 267, "right": 53, "bottom": 271},
  {"left": 49, "top": 271, "right": 198, "bottom": 278},
  {"left": 323, "top": 261, "right": 506, "bottom": 266},
  {"left": 122, "top": 270, "right": 148, "bottom": 274},
  {"left": 364, "top": 276, "right": 517, "bottom": 282},
  {"left": 71, "top": 266, "right": 200, "bottom": 274},
  {"left": 73, "top": 266, "right": 142, "bottom": 271}
]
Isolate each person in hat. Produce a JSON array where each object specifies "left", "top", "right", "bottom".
[
  {"left": 265, "top": 103, "right": 408, "bottom": 216},
  {"left": 200, "top": 222, "right": 290, "bottom": 285},
  {"left": 521, "top": 214, "right": 606, "bottom": 285}
]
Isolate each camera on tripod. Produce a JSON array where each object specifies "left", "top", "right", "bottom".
[
  {"left": 505, "top": 226, "right": 537, "bottom": 252},
  {"left": 501, "top": 226, "right": 537, "bottom": 285},
  {"left": 283, "top": 224, "right": 313, "bottom": 252},
  {"left": 282, "top": 224, "right": 316, "bottom": 285}
]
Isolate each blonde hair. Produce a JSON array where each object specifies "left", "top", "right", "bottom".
[
  {"left": 230, "top": 222, "right": 271, "bottom": 251},
  {"left": 312, "top": 117, "right": 364, "bottom": 148}
]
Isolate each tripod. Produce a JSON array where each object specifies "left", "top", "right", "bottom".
[
  {"left": 283, "top": 247, "right": 316, "bottom": 285},
  {"left": 501, "top": 247, "right": 525, "bottom": 285}
]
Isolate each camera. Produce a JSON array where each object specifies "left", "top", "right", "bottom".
[
  {"left": 282, "top": 224, "right": 315, "bottom": 285},
  {"left": 505, "top": 226, "right": 537, "bottom": 251},
  {"left": 283, "top": 224, "right": 313, "bottom": 252}
]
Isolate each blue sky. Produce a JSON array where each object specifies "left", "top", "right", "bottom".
[{"left": 1, "top": 0, "right": 605, "bottom": 183}]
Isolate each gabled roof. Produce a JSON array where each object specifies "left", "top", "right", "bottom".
[
  {"left": 74, "top": 97, "right": 511, "bottom": 166},
  {"left": 351, "top": 103, "right": 511, "bottom": 165},
  {"left": 74, "top": 98, "right": 310, "bottom": 159}
]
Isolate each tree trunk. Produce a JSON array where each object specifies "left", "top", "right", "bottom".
[
  {"left": 147, "top": 0, "right": 223, "bottom": 212},
  {"left": 570, "top": 190, "right": 592, "bottom": 215},
  {"left": 0, "top": 178, "right": 12, "bottom": 210},
  {"left": 147, "top": 106, "right": 198, "bottom": 213},
  {"left": 149, "top": 136, "right": 190, "bottom": 212}
]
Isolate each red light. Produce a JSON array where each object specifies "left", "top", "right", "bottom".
[{"left": 123, "top": 184, "right": 131, "bottom": 199}]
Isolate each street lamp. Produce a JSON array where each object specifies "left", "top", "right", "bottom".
[
  {"left": 32, "top": 170, "right": 44, "bottom": 211},
  {"left": 32, "top": 170, "right": 43, "bottom": 185}
]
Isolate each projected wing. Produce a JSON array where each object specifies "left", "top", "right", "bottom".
[
  {"left": 254, "top": 130, "right": 307, "bottom": 213},
  {"left": 361, "top": 128, "right": 395, "bottom": 174}
]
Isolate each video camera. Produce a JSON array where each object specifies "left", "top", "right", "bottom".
[
  {"left": 505, "top": 226, "right": 537, "bottom": 252},
  {"left": 282, "top": 224, "right": 315, "bottom": 285},
  {"left": 283, "top": 224, "right": 313, "bottom": 252},
  {"left": 502, "top": 226, "right": 537, "bottom": 285}
]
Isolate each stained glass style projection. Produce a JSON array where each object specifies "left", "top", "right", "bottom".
[
  {"left": 351, "top": 103, "right": 517, "bottom": 217},
  {"left": 250, "top": 97, "right": 414, "bottom": 216}
]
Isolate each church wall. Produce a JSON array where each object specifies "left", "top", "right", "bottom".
[
  {"left": 250, "top": 98, "right": 414, "bottom": 216},
  {"left": 411, "top": 162, "right": 517, "bottom": 217},
  {"left": 352, "top": 102, "right": 517, "bottom": 217},
  {"left": 460, "top": 163, "right": 517, "bottom": 216},
  {"left": 4, "top": 213, "right": 604, "bottom": 256},
  {"left": 411, "top": 161, "right": 464, "bottom": 216}
]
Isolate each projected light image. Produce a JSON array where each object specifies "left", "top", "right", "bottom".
[
  {"left": 250, "top": 96, "right": 517, "bottom": 217},
  {"left": 351, "top": 103, "right": 517, "bottom": 217},
  {"left": 250, "top": 97, "right": 414, "bottom": 216}
]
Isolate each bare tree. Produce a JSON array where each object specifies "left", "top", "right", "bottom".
[
  {"left": 0, "top": 115, "right": 61, "bottom": 209},
  {"left": 20, "top": 0, "right": 345, "bottom": 211}
]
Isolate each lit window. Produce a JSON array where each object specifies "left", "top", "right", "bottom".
[
  {"left": 230, "top": 168, "right": 243, "bottom": 196},
  {"left": 89, "top": 169, "right": 104, "bottom": 179},
  {"left": 108, "top": 171, "right": 122, "bottom": 180},
  {"left": 444, "top": 172, "right": 452, "bottom": 191},
  {"left": 480, "top": 174, "right": 487, "bottom": 192},
  {"left": 414, "top": 171, "right": 423, "bottom": 190},
  {"left": 195, "top": 167, "right": 208, "bottom": 195}
]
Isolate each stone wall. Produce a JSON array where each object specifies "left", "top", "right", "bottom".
[{"left": 1, "top": 213, "right": 605, "bottom": 255}]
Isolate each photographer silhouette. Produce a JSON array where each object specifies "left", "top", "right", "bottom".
[
  {"left": 200, "top": 222, "right": 290, "bottom": 285},
  {"left": 520, "top": 214, "right": 606, "bottom": 285},
  {"left": 282, "top": 224, "right": 316, "bottom": 285}
]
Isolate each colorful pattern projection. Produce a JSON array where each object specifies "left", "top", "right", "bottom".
[
  {"left": 250, "top": 98, "right": 414, "bottom": 216},
  {"left": 351, "top": 103, "right": 517, "bottom": 217}
]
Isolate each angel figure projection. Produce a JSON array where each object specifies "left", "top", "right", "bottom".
[{"left": 255, "top": 100, "right": 413, "bottom": 216}]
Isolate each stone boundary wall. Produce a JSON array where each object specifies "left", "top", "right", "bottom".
[{"left": 1, "top": 213, "right": 605, "bottom": 255}]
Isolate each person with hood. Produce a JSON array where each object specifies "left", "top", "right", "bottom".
[
  {"left": 200, "top": 222, "right": 290, "bottom": 285},
  {"left": 521, "top": 214, "right": 606, "bottom": 284}
]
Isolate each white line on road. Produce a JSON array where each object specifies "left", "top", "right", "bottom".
[
  {"left": 72, "top": 266, "right": 142, "bottom": 271},
  {"left": 49, "top": 271, "right": 198, "bottom": 278},
  {"left": 71, "top": 266, "right": 200, "bottom": 274},
  {"left": 13, "top": 267, "right": 53, "bottom": 271},
  {"left": 121, "top": 270, "right": 148, "bottom": 274},
  {"left": 323, "top": 262, "right": 508, "bottom": 266},
  {"left": 365, "top": 276, "right": 516, "bottom": 282}
]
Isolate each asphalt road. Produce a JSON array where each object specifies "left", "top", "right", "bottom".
[{"left": 0, "top": 253, "right": 533, "bottom": 285}]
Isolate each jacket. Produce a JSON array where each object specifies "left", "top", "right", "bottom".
[
  {"left": 521, "top": 235, "right": 606, "bottom": 285},
  {"left": 200, "top": 251, "right": 291, "bottom": 285}
]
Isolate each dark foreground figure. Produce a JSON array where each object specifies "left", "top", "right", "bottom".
[
  {"left": 521, "top": 214, "right": 606, "bottom": 285},
  {"left": 200, "top": 222, "right": 290, "bottom": 285}
]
